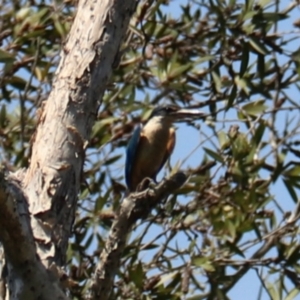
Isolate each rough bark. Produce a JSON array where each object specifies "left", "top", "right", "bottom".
[
  {"left": 0, "top": 171, "right": 68, "bottom": 300},
  {"left": 23, "top": 0, "right": 137, "bottom": 267},
  {"left": 0, "top": 0, "right": 137, "bottom": 298}
]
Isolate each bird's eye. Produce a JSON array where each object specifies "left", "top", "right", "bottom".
[{"left": 165, "top": 106, "right": 176, "bottom": 113}]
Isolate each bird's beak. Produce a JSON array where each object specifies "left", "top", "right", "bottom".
[{"left": 169, "top": 108, "right": 206, "bottom": 122}]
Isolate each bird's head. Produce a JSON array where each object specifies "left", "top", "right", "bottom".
[{"left": 148, "top": 105, "right": 205, "bottom": 124}]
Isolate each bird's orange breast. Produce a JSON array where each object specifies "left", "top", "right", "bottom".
[{"left": 130, "top": 125, "right": 175, "bottom": 191}]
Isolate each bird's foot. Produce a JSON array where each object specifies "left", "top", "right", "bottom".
[{"left": 136, "top": 177, "right": 156, "bottom": 192}]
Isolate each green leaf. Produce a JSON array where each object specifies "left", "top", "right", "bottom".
[
  {"left": 16, "top": 7, "right": 31, "bottom": 20},
  {"left": 119, "top": 84, "right": 134, "bottom": 99},
  {"left": 283, "top": 165, "right": 300, "bottom": 177},
  {"left": 234, "top": 75, "right": 249, "bottom": 95},
  {"left": 203, "top": 148, "right": 223, "bottom": 163},
  {"left": 143, "top": 20, "right": 156, "bottom": 37},
  {"left": 84, "top": 233, "right": 94, "bottom": 249},
  {"left": 212, "top": 71, "right": 222, "bottom": 92},
  {"left": 227, "top": 85, "right": 237, "bottom": 110},
  {"left": 285, "top": 288, "right": 300, "bottom": 300},
  {"left": 258, "top": 0, "right": 271, "bottom": 7},
  {"left": 104, "top": 155, "right": 122, "bottom": 166},
  {"left": 257, "top": 53, "right": 265, "bottom": 80},
  {"left": 261, "top": 12, "right": 289, "bottom": 22},
  {"left": 249, "top": 37, "right": 268, "bottom": 55},
  {"left": 239, "top": 44, "right": 249, "bottom": 77},
  {"left": 0, "top": 49, "right": 15, "bottom": 63},
  {"left": 283, "top": 179, "right": 298, "bottom": 203},
  {"left": 218, "top": 131, "right": 228, "bottom": 149},
  {"left": 286, "top": 244, "right": 300, "bottom": 265},
  {"left": 252, "top": 121, "right": 266, "bottom": 145},
  {"left": 7, "top": 76, "right": 28, "bottom": 90},
  {"left": 0, "top": 105, "right": 6, "bottom": 128},
  {"left": 240, "top": 100, "right": 268, "bottom": 117},
  {"left": 94, "top": 196, "right": 107, "bottom": 212},
  {"left": 195, "top": 55, "right": 215, "bottom": 64},
  {"left": 266, "top": 282, "right": 280, "bottom": 300},
  {"left": 192, "top": 256, "right": 215, "bottom": 272},
  {"left": 54, "top": 19, "right": 66, "bottom": 37},
  {"left": 245, "top": 0, "right": 255, "bottom": 11},
  {"left": 168, "top": 63, "right": 192, "bottom": 79},
  {"left": 29, "top": 7, "right": 49, "bottom": 24},
  {"left": 226, "top": 220, "right": 236, "bottom": 239},
  {"left": 253, "top": 222, "right": 262, "bottom": 240},
  {"left": 91, "top": 117, "right": 116, "bottom": 138},
  {"left": 242, "top": 11, "right": 256, "bottom": 22},
  {"left": 155, "top": 271, "right": 179, "bottom": 287},
  {"left": 128, "top": 261, "right": 144, "bottom": 289},
  {"left": 226, "top": 241, "right": 245, "bottom": 258}
]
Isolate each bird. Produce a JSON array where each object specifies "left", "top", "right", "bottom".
[{"left": 125, "top": 105, "right": 205, "bottom": 192}]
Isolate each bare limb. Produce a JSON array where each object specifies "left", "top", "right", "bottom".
[
  {"left": 90, "top": 172, "right": 187, "bottom": 300},
  {"left": 0, "top": 171, "right": 68, "bottom": 299}
]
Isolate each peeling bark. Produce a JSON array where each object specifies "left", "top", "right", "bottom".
[{"left": 23, "top": 0, "right": 137, "bottom": 268}]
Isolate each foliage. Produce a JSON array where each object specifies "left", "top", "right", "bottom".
[{"left": 1, "top": 0, "right": 300, "bottom": 299}]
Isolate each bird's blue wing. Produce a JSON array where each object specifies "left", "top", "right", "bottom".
[{"left": 125, "top": 124, "right": 142, "bottom": 189}]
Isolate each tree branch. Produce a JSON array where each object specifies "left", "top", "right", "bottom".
[
  {"left": 0, "top": 171, "right": 68, "bottom": 299},
  {"left": 21, "top": 0, "right": 137, "bottom": 271},
  {"left": 90, "top": 172, "right": 187, "bottom": 300}
]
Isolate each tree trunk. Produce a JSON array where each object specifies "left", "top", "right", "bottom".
[{"left": 0, "top": 0, "right": 137, "bottom": 298}]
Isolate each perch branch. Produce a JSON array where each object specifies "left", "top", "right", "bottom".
[{"left": 89, "top": 172, "right": 187, "bottom": 300}]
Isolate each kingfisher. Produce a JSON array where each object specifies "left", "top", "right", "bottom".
[{"left": 125, "top": 105, "right": 205, "bottom": 192}]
